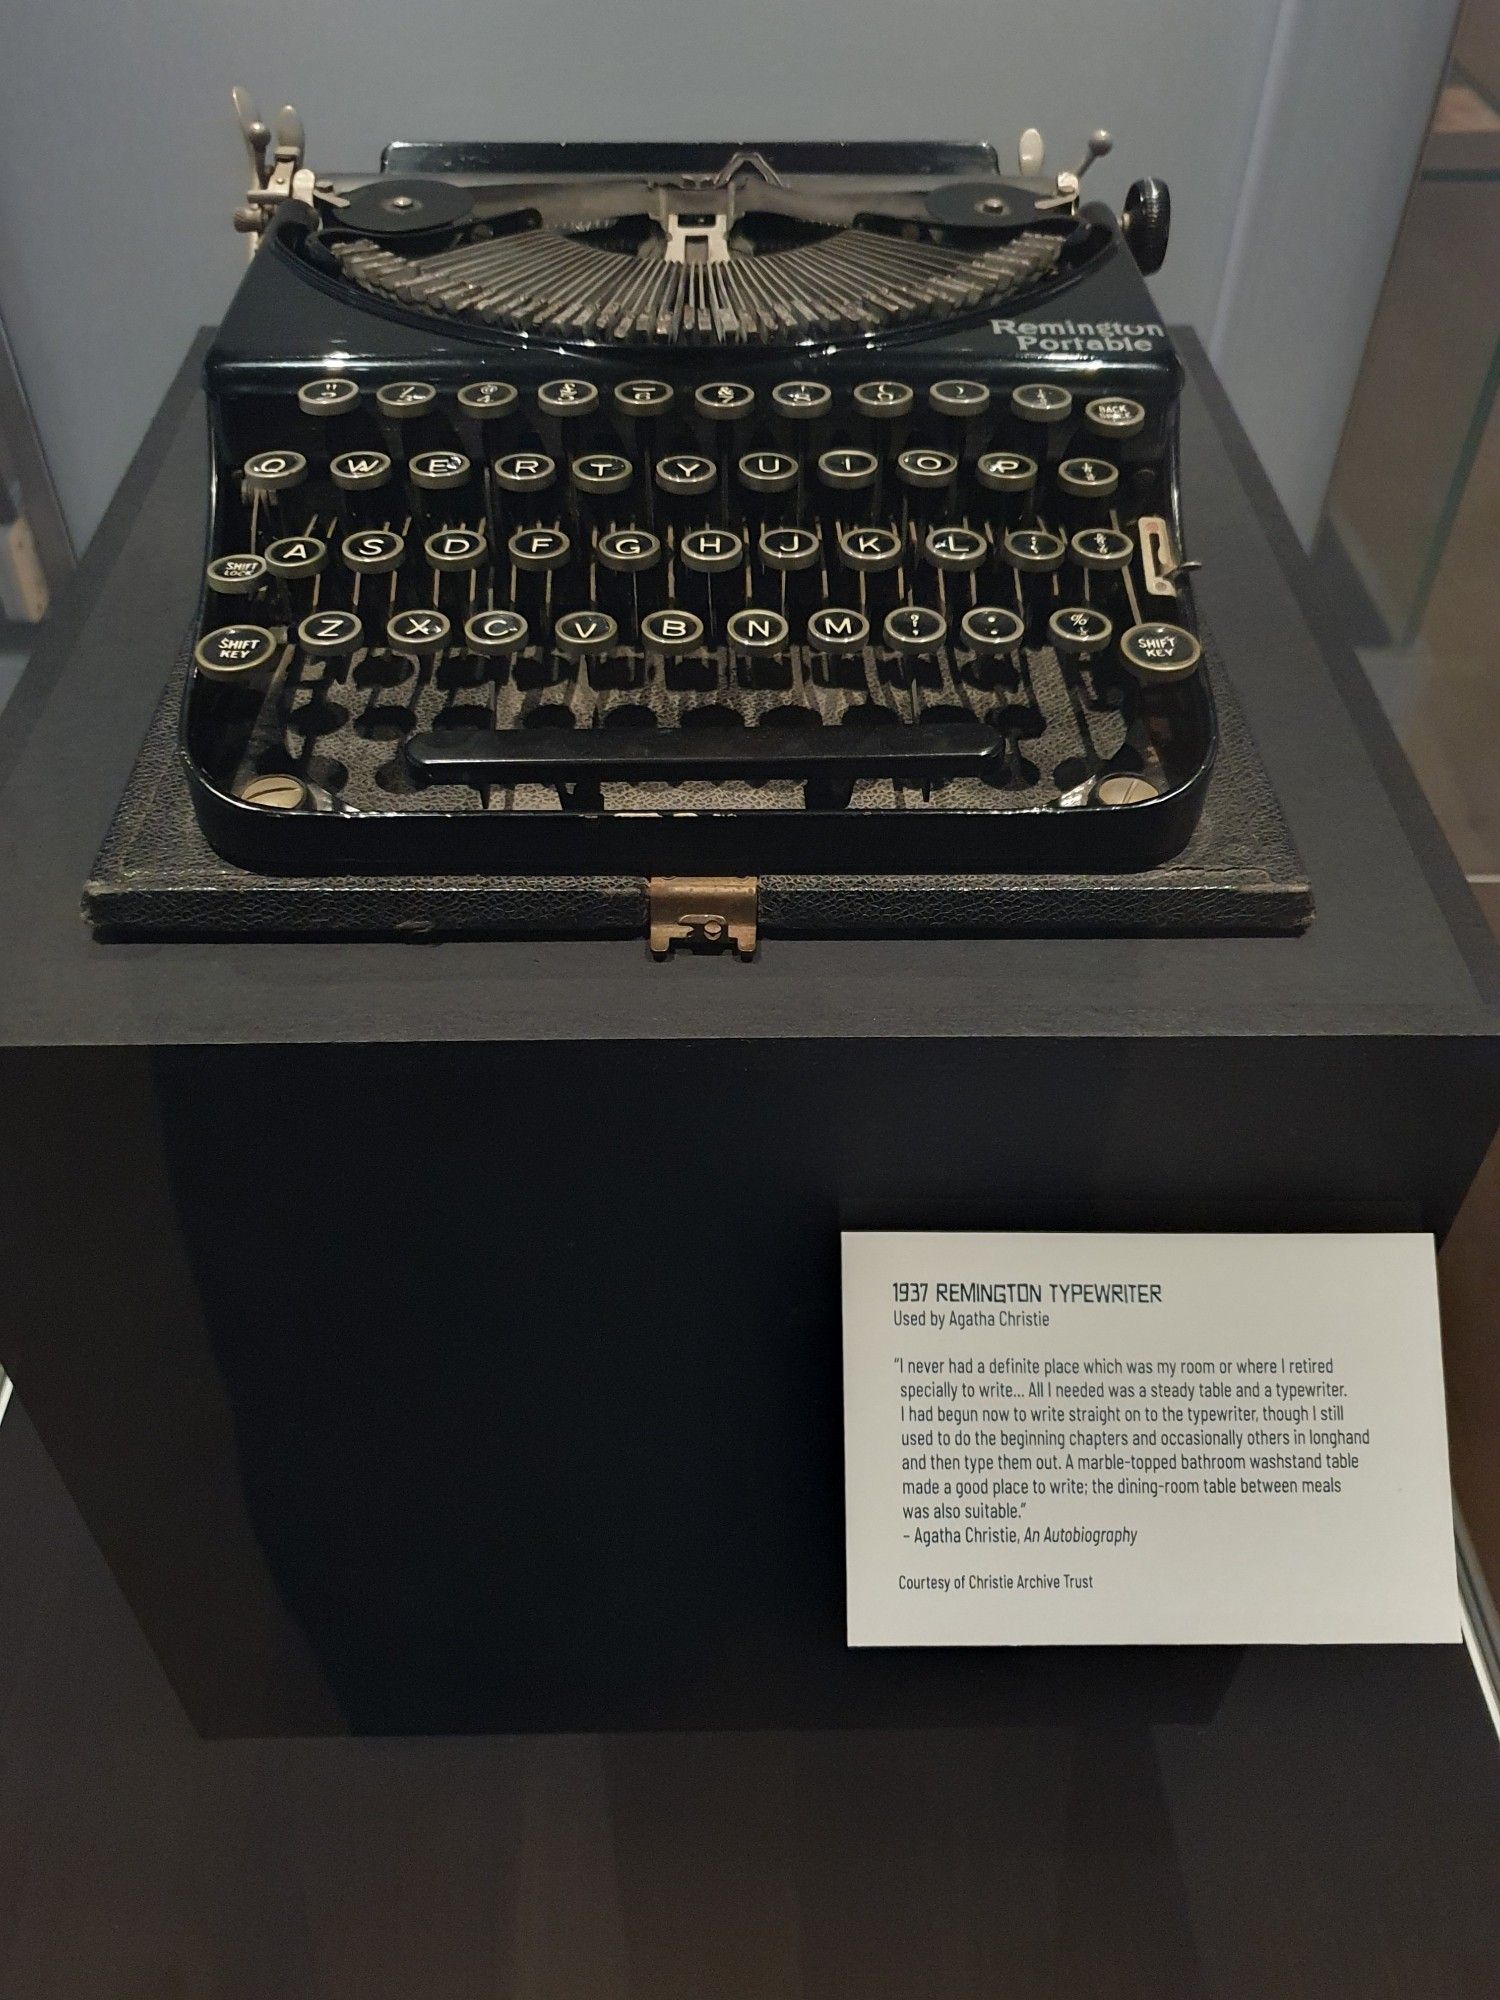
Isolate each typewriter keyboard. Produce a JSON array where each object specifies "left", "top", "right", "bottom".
[{"left": 188, "top": 370, "right": 1211, "bottom": 869}]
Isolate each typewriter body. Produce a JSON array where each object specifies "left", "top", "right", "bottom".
[{"left": 169, "top": 103, "right": 1242, "bottom": 943}]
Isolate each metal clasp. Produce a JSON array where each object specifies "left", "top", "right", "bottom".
[{"left": 647, "top": 877, "right": 759, "bottom": 960}]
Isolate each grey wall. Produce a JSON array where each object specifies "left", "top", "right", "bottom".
[{"left": 0, "top": 0, "right": 1455, "bottom": 550}]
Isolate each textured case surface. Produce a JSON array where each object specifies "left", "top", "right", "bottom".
[{"left": 86, "top": 627, "right": 1309, "bottom": 940}]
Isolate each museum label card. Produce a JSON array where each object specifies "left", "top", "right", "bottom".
[{"left": 842, "top": 1232, "right": 1457, "bottom": 1646}]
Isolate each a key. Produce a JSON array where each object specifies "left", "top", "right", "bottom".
[{"left": 263, "top": 534, "right": 329, "bottom": 581}]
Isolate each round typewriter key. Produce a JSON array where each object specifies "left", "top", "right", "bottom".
[
  {"left": 297, "top": 608, "right": 364, "bottom": 658},
  {"left": 236, "top": 772, "right": 310, "bottom": 811},
  {"left": 976, "top": 451, "right": 1038, "bottom": 494},
  {"left": 838, "top": 526, "right": 902, "bottom": 573},
  {"left": 243, "top": 449, "right": 307, "bottom": 495},
  {"left": 614, "top": 379, "right": 674, "bottom": 417},
  {"left": 341, "top": 528, "right": 405, "bottom": 574},
  {"left": 569, "top": 453, "right": 634, "bottom": 496},
  {"left": 854, "top": 380, "right": 914, "bottom": 420},
  {"left": 457, "top": 380, "right": 519, "bottom": 417},
  {"left": 1118, "top": 620, "right": 1202, "bottom": 682},
  {"left": 1095, "top": 771, "right": 1163, "bottom": 805},
  {"left": 759, "top": 525, "right": 821, "bottom": 572},
  {"left": 298, "top": 378, "right": 360, "bottom": 418},
  {"left": 897, "top": 448, "right": 959, "bottom": 490},
  {"left": 695, "top": 381, "right": 754, "bottom": 421},
  {"left": 493, "top": 451, "right": 557, "bottom": 494},
  {"left": 807, "top": 607, "right": 871, "bottom": 654},
  {"left": 1002, "top": 527, "right": 1065, "bottom": 572},
  {"left": 929, "top": 380, "right": 990, "bottom": 418},
  {"left": 298, "top": 376, "right": 359, "bottom": 417},
  {"left": 194, "top": 624, "right": 278, "bottom": 679},
  {"left": 553, "top": 609, "right": 620, "bottom": 659},
  {"left": 596, "top": 528, "right": 661, "bottom": 574},
  {"left": 883, "top": 605, "right": 948, "bottom": 655},
  {"left": 726, "top": 607, "right": 791, "bottom": 655},
  {"left": 465, "top": 609, "right": 530, "bottom": 657},
  {"left": 960, "top": 605, "right": 1025, "bottom": 655},
  {"left": 376, "top": 381, "right": 437, "bottom": 419},
  {"left": 1070, "top": 526, "right": 1134, "bottom": 571},
  {"left": 640, "top": 608, "right": 705, "bottom": 655},
  {"left": 508, "top": 526, "right": 571, "bottom": 571},
  {"left": 738, "top": 450, "right": 799, "bottom": 495},
  {"left": 206, "top": 553, "right": 267, "bottom": 596},
  {"left": 537, "top": 378, "right": 599, "bottom": 418},
  {"left": 330, "top": 450, "right": 393, "bottom": 493},
  {"left": 1084, "top": 396, "right": 1146, "bottom": 440},
  {"left": 924, "top": 525, "right": 988, "bottom": 573},
  {"left": 1049, "top": 605, "right": 1114, "bottom": 656},
  {"left": 1057, "top": 455, "right": 1119, "bottom": 500},
  {"left": 680, "top": 527, "right": 745, "bottom": 575},
  {"left": 424, "top": 527, "right": 488, "bottom": 572},
  {"left": 654, "top": 454, "right": 717, "bottom": 498},
  {"left": 409, "top": 449, "right": 472, "bottom": 491},
  {"left": 1011, "top": 382, "right": 1073, "bottom": 425},
  {"left": 264, "top": 534, "right": 329, "bottom": 580},
  {"left": 387, "top": 608, "right": 451, "bottom": 656},
  {"left": 771, "top": 380, "right": 831, "bottom": 420},
  {"left": 817, "top": 447, "right": 879, "bottom": 492}
]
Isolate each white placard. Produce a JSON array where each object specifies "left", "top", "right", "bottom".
[{"left": 842, "top": 1232, "right": 1458, "bottom": 1646}]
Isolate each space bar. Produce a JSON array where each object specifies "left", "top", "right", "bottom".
[{"left": 406, "top": 722, "right": 1003, "bottom": 786}]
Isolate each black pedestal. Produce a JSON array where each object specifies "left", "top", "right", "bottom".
[{"left": 2, "top": 333, "right": 1498, "bottom": 1736}]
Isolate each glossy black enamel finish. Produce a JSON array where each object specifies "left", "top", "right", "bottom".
[{"left": 183, "top": 145, "right": 1215, "bottom": 882}]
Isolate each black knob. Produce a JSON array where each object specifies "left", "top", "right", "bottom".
[{"left": 1122, "top": 178, "right": 1171, "bottom": 276}]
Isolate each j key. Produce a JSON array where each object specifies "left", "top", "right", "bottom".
[
  {"left": 883, "top": 605, "right": 948, "bottom": 656},
  {"left": 424, "top": 527, "right": 488, "bottom": 574},
  {"left": 341, "top": 528, "right": 406, "bottom": 576},
  {"left": 298, "top": 377, "right": 360, "bottom": 419},
  {"left": 376, "top": 381, "right": 438, "bottom": 422},
  {"left": 297, "top": 608, "right": 365, "bottom": 662},
  {"left": 388, "top": 608, "right": 451, "bottom": 658},
  {"left": 464, "top": 608, "right": 531, "bottom": 661},
  {"left": 552, "top": 609, "right": 619, "bottom": 662},
  {"left": 1084, "top": 396, "right": 1146, "bottom": 442},
  {"left": 1118, "top": 621, "right": 1202, "bottom": 683},
  {"left": 194, "top": 624, "right": 279, "bottom": 680},
  {"left": 1049, "top": 605, "right": 1115, "bottom": 658},
  {"left": 206, "top": 552, "right": 268, "bottom": 597},
  {"left": 924, "top": 525, "right": 988, "bottom": 574},
  {"left": 758, "top": 524, "right": 824, "bottom": 623},
  {"left": 263, "top": 534, "right": 329, "bottom": 581},
  {"left": 243, "top": 449, "right": 307, "bottom": 497},
  {"left": 807, "top": 606, "right": 872, "bottom": 656}
]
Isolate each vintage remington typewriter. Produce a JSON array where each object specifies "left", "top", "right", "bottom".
[{"left": 88, "top": 95, "right": 1311, "bottom": 949}]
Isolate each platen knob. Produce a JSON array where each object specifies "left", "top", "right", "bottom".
[{"left": 1122, "top": 177, "right": 1171, "bottom": 276}]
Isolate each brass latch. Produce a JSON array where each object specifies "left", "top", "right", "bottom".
[
  {"left": 647, "top": 876, "right": 759, "bottom": 959},
  {"left": 1138, "top": 515, "right": 1202, "bottom": 599}
]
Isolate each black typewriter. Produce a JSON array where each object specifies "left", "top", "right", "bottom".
[{"left": 107, "top": 96, "right": 1311, "bottom": 949}]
